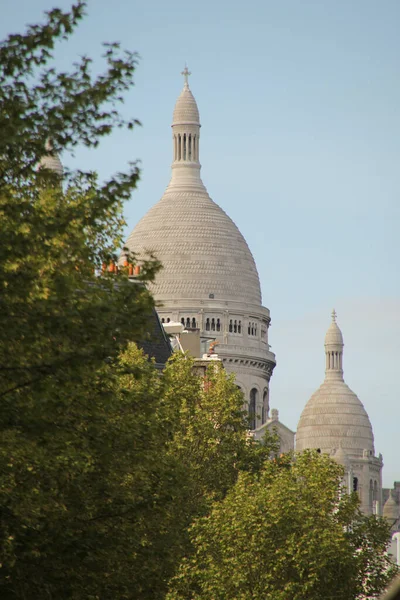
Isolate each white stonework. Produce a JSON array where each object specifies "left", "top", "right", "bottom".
[
  {"left": 296, "top": 311, "right": 383, "bottom": 515},
  {"left": 253, "top": 408, "right": 295, "bottom": 453},
  {"left": 38, "top": 140, "right": 63, "bottom": 176},
  {"left": 123, "top": 69, "right": 276, "bottom": 426}
]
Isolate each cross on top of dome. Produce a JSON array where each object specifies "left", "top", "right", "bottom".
[
  {"left": 331, "top": 308, "right": 337, "bottom": 323},
  {"left": 181, "top": 65, "right": 191, "bottom": 86}
]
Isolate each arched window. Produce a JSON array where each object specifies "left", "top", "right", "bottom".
[
  {"left": 186, "top": 317, "right": 190, "bottom": 328},
  {"left": 167, "top": 317, "right": 170, "bottom": 323},
  {"left": 234, "top": 320, "right": 237, "bottom": 333},
  {"left": 249, "top": 388, "right": 258, "bottom": 430},
  {"left": 369, "top": 480, "right": 373, "bottom": 506},
  {"left": 238, "top": 320, "right": 242, "bottom": 334},
  {"left": 191, "top": 317, "right": 196, "bottom": 328},
  {"left": 353, "top": 477, "right": 358, "bottom": 492},
  {"left": 248, "top": 323, "right": 251, "bottom": 335},
  {"left": 229, "top": 320, "right": 233, "bottom": 333},
  {"left": 216, "top": 318, "right": 221, "bottom": 332},
  {"left": 181, "top": 318, "right": 185, "bottom": 325},
  {"left": 161, "top": 318, "right": 165, "bottom": 323},
  {"left": 211, "top": 318, "right": 215, "bottom": 331},
  {"left": 262, "top": 390, "right": 268, "bottom": 424},
  {"left": 205, "top": 318, "right": 210, "bottom": 331},
  {"left": 373, "top": 481, "right": 378, "bottom": 503}
]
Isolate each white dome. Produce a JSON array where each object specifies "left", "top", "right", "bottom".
[
  {"left": 296, "top": 379, "right": 374, "bottom": 456},
  {"left": 325, "top": 321, "right": 343, "bottom": 347},
  {"left": 173, "top": 84, "right": 200, "bottom": 125},
  {"left": 296, "top": 312, "right": 375, "bottom": 457},
  {"left": 38, "top": 154, "right": 63, "bottom": 176},
  {"left": 383, "top": 493, "right": 399, "bottom": 520},
  {"left": 124, "top": 75, "right": 262, "bottom": 307},
  {"left": 124, "top": 186, "right": 262, "bottom": 305}
]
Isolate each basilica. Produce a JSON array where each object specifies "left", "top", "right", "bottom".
[
  {"left": 45, "top": 68, "right": 399, "bottom": 561},
  {"left": 122, "top": 70, "right": 399, "bottom": 557}
]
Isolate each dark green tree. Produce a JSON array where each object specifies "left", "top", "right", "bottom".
[
  {"left": 0, "top": 3, "right": 162, "bottom": 598},
  {"left": 167, "top": 451, "right": 398, "bottom": 600}
]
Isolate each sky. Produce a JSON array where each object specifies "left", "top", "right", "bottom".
[{"left": 2, "top": 0, "right": 399, "bottom": 487}]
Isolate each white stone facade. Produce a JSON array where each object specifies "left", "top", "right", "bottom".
[{"left": 124, "top": 71, "right": 276, "bottom": 427}]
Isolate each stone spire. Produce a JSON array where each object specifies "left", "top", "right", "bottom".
[
  {"left": 170, "top": 68, "right": 202, "bottom": 188},
  {"left": 324, "top": 309, "right": 344, "bottom": 381}
]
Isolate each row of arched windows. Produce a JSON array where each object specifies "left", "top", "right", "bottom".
[
  {"left": 162, "top": 315, "right": 259, "bottom": 336},
  {"left": 181, "top": 317, "right": 197, "bottom": 329},
  {"left": 229, "top": 319, "right": 242, "bottom": 334},
  {"left": 205, "top": 317, "right": 221, "bottom": 332},
  {"left": 248, "top": 321, "right": 257, "bottom": 336},
  {"left": 174, "top": 133, "right": 198, "bottom": 162}
]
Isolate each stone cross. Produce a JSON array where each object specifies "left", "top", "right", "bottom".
[{"left": 181, "top": 65, "right": 191, "bottom": 85}]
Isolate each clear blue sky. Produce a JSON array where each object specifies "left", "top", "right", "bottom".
[{"left": 2, "top": 0, "right": 399, "bottom": 487}]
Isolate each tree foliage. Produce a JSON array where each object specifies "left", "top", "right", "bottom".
[{"left": 168, "top": 450, "right": 398, "bottom": 600}]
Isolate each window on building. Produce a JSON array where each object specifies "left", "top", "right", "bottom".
[
  {"left": 234, "top": 320, "right": 237, "bottom": 333},
  {"left": 238, "top": 320, "right": 242, "bottom": 334},
  {"left": 262, "top": 390, "right": 268, "bottom": 424},
  {"left": 249, "top": 388, "right": 258, "bottom": 430},
  {"left": 191, "top": 317, "right": 196, "bottom": 328},
  {"left": 210, "top": 318, "right": 215, "bottom": 332},
  {"left": 181, "top": 318, "right": 185, "bottom": 325},
  {"left": 167, "top": 318, "right": 170, "bottom": 323},
  {"left": 216, "top": 318, "right": 221, "bottom": 332},
  {"left": 229, "top": 319, "right": 233, "bottom": 333},
  {"left": 161, "top": 318, "right": 165, "bottom": 323},
  {"left": 205, "top": 318, "right": 210, "bottom": 331},
  {"left": 353, "top": 477, "right": 358, "bottom": 492}
]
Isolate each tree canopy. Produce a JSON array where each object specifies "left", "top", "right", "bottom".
[{"left": 168, "top": 450, "right": 397, "bottom": 600}]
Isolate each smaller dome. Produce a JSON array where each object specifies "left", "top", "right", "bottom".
[
  {"left": 39, "top": 154, "right": 63, "bottom": 176},
  {"left": 38, "top": 140, "right": 63, "bottom": 176},
  {"left": 172, "top": 84, "right": 200, "bottom": 125},
  {"left": 325, "top": 309, "right": 343, "bottom": 347},
  {"left": 383, "top": 492, "right": 399, "bottom": 520},
  {"left": 333, "top": 442, "right": 350, "bottom": 468}
]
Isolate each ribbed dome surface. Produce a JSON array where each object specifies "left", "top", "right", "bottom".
[
  {"left": 173, "top": 85, "right": 200, "bottom": 124},
  {"left": 296, "top": 380, "right": 375, "bottom": 456},
  {"left": 325, "top": 321, "right": 344, "bottom": 346},
  {"left": 39, "top": 154, "right": 63, "bottom": 176},
  {"left": 125, "top": 186, "right": 262, "bottom": 305}
]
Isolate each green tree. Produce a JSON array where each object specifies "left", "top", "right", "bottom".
[
  {"left": 156, "top": 354, "right": 278, "bottom": 588},
  {"left": 0, "top": 3, "right": 164, "bottom": 598},
  {"left": 168, "top": 451, "right": 398, "bottom": 600}
]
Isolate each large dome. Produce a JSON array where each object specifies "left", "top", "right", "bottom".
[
  {"left": 296, "top": 311, "right": 375, "bottom": 457},
  {"left": 124, "top": 72, "right": 262, "bottom": 307},
  {"left": 125, "top": 186, "right": 262, "bottom": 305}
]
